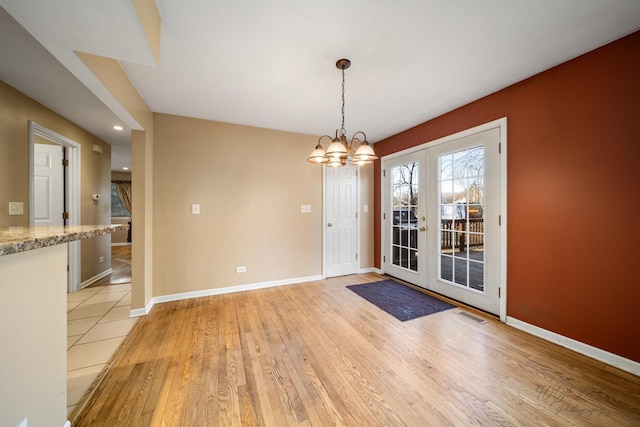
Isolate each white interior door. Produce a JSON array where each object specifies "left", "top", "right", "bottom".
[
  {"left": 325, "top": 165, "right": 358, "bottom": 277},
  {"left": 30, "top": 122, "right": 82, "bottom": 292},
  {"left": 427, "top": 128, "right": 502, "bottom": 315},
  {"left": 383, "top": 151, "right": 428, "bottom": 285},
  {"left": 34, "top": 143, "right": 64, "bottom": 226}
]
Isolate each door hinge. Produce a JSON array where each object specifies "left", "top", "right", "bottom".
[
  {"left": 62, "top": 212, "right": 69, "bottom": 220},
  {"left": 498, "top": 142, "right": 501, "bottom": 154},
  {"left": 383, "top": 169, "right": 386, "bottom": 177},
  {"left": 383, "top": 255, "right": 386, "bottom": 262},
  {"left": 62, "top": 159, "right": 69, "bottom": 167},
  {"left": 355, "top": 253, "right": 358, "bottom": 260},
  {"left": 499, "top": 287, "right": 501, "bottom": 298},
  {"left": 383, "top": 212, "right": 386, "bottom": 220},
  {"left": 498, "top": 215, "right": 502, "bottom": 226},
  {"left": 355, "top": 212, "right": 358, "bottom": 219},
  {"left": 67, "top": 265, "right": 70, "bottom": 272}
]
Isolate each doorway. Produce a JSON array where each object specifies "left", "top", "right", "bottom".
[
  {"left": 382, "top": 120, "right": 506, "bottom": 318},
  {"left": 325, "top": 165, "right": 359, "bottom": 277},
  {"left": 29, "top": 121, "right": 82, "bottom": 292}
]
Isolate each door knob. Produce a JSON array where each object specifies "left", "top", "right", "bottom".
[
  {"left": 328, "top": 223, "right": 333, "bottom": 227},
  {"left": 419, "top": 226, "right": 426, "bottom": 232}
]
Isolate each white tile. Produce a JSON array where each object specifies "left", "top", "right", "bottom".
[
  {"left": 67, "top": 287, "right": 101, "bottom": 303},
  {"left": 115, "top": 293, "right": 131, "bottom": 307},
  {"left": 100, "top": 305, "right": 133, "bottom": 323},
  {"left": 68, "top": 316, "right": 101, "bottom": 336},
  {"left": 67, "top": 364, "right": 106, "bottom": 406},
  {"left": 97, "top": 283, "right": 131, "bottom": 294},
  {"left": 67, "top": 300, "right": 82, "bottom": 312},
  {"left": 67, "top": 337, "right": 125, "bottom": 371},
  {"left": 67, "top": 404, "right": 77, "bottom": 417},
  {"left": 68, "top": 335, "right": 82, "bottom": 350},
  {"left": 76, "top": 318, "right": 138, "bottom": 345},
  {"left": 67, "top": 301, "right": 117, "bottom": 321},
  {"left": 83, "top": 291, "right": 130, "bottom": 305}
]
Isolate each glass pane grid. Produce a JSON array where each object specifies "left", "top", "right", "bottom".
[
  {"left": 438, "top": 146, "right": 485, "bottom": 292},
  {"left": 390, "top": 162, "right": 419, "bottom": 272}
]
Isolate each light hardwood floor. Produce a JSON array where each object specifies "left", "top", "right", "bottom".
[
  {"left": 73, "top": 273, "right": 640, "bottom": 426},
  {"left": 92, "top": 245, "right": 132, "bottom": 286}
]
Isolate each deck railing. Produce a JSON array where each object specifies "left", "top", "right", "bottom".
[{"left": 441, "top": 219, "right": 484, "bottom": 250}]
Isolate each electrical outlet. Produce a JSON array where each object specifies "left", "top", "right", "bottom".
[
  {"left": 192, "top": 204, "right": 200, "bottom": 215},
  {"left": 300, "top": 204, "right": 311, "bottom": 213},
  {"left": 236, "top": 266, "right": 246, "bottom": 273},
  {"left": 99, "top": 256, "right": 104, "bottom": 263}
]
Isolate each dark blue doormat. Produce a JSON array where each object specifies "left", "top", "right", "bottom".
[{"left": 347, "top": 279, "right": 455, "bottom": 321}]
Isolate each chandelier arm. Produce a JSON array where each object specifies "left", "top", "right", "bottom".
[
  {"left": 351, "top": 131, "right": 368, "bottom": 142},
  {"left": 318, "top": 135, "right": 334, "bottom": 145}
]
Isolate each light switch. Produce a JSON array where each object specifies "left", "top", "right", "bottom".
[
  {"left": 363, "top": 204, "right": 369, "bottom": 213},
  {"left": 192, "top": 204, "right": 200, "bottom": 215},
  {"left": 9, "top": 202, "right": 24, "bottom": 216},
  {"left": 301, "top": 204, "right": 311, "bottom": 213}
]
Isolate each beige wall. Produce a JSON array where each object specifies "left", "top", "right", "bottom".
[
  {"left": 153, "top": 113, "right": 326, "bottom": 296},
  {"left": 111, "top": 170, "right": 132, "bottom": 182},
  {"left": 359, "top": 163, "right": 375, "bottom": 269},
  {"left": 0, "top": 81, "right": 112, "bottom": 282},
  {"left": 0, "top": 244, "right": 68, "bottom": 427}
]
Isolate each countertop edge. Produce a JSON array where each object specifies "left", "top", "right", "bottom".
[{"left": 0, "top": 225, "right": 128, "bottom": 256}]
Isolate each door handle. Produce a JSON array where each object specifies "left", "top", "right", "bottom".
[
  {"left": 328, "top": 223, "right": 333, "bottom": 227},
  {"left": 419, "top": 226, "right": 426, "bottom": 232}
]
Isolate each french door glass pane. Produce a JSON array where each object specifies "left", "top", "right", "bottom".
[
  {"left": 438, "top": 146, "right": 485, "bottom": 291},
  {"left": 391, "top": 162, "right": 419, "bottom": 272}
]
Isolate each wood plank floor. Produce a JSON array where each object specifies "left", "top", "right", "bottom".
[
  {"left": 73, "top": 273, "right": 640, "bottom": 426},
  {"left": 92, "top": 245, "right": 132, "bottom": 286}
]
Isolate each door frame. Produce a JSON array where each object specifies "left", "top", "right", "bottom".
[
  {"left": 323, "top": 165, "right": 361, "bottom": 277},
  {"left": 381, "top": 118, "right": 507, "bottom": 321},
  {"left": 29, "top": 121, "right": 82, "bottom": 292}
]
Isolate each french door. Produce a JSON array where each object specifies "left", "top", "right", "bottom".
[
  {"left": 383, "top": 151, "right": 427, "bottom": 284},
  {"left": 384, "top": 126, "right": 503, "bottom": 316}
]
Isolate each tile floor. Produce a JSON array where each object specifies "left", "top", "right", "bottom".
[{"left": 66, "top": 283, "right": 137, "bottom": 416}]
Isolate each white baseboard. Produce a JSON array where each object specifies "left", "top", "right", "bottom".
[
  {"left": 129, "top": 298, "right": 154, "bottom": 318},
  {"left": 506, "top": 316, "right": 640, "bottom": 377},
  {"left": 128, "top": 274, "right": 324, "bottom": 318},
  {"left": 111, "top": 242, "right": 131, "bottom": 247},
  {"left": 359, "top": 267, "right": 383, "bottom": 274},
  {"left": 80, "top": 268, "right": 113, "bottom": 289}
]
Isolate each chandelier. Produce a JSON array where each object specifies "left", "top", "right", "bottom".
[{"left": 307, "top": 59, "right": 377, "bottom": 167}]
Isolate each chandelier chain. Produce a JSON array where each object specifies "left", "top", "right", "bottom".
[{"left": 340, "top": 67, "right": 346, "bottom": 136}]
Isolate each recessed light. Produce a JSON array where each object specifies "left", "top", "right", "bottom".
[
  {"left": 113, "top": 125, "right": 124, "bottom": 131},
  {"left": 123, "top": 167, "right": 129, "bottom": 170}
]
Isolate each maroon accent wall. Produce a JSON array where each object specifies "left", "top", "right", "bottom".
[{"left": 373, "top": 31, "right": 640, "bottom": 362}]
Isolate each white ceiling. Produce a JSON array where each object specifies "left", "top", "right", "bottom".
[{"left": 1, "top": 0, "right": 639, "bottom": 172}]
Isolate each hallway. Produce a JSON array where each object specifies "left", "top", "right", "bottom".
[{"left": 67, "top": 245, "right": 135, "bottom": 417}]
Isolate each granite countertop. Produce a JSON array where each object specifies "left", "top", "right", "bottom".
[{"left": 0, "top": 224, "right": 128, "bottom": 256}]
